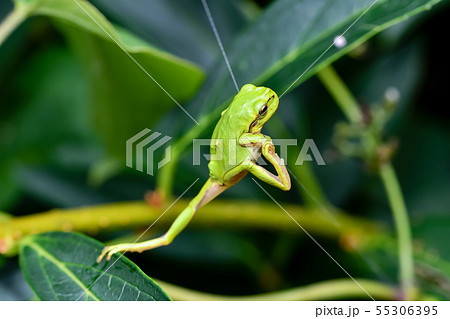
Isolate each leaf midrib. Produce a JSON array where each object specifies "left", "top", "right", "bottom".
[
  {"left": 24, "top": 236, "right": 160, "bottom": 300},
  {"left": 23, "top": 239, "right": 100, "bottom": 301}
]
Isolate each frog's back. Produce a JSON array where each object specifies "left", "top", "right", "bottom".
[{"left": 208, "top": 109, "right": 245, "bottom": 183}]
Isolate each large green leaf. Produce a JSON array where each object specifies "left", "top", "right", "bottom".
[
  {"left": 90, "top": 0, "right": 250, "bottom": 69},
  {"left": 12, "top": 0, "right": 204, "bottom": 158},
  {"left": 19, "top": 232, "right": 171, "bottom": 301},
  {"left": 189, "top": 0, "right": 442, "bottom": 118}
]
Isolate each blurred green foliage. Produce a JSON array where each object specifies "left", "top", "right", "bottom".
[{"left": 0, "top": 0, "right": 449, "bottom": 301}]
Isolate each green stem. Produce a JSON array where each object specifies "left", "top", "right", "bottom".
[
  {"left": 379, "top": 164, "right": 415, "bottom": 299},
  {"left": 0, "top": 200, "right": 379, "bottom": 255},
  {"left": 317, "top": 65, "right": 415, "bottom": 299},
  {"left": 0, "top": 5, "right": 30, "bottom": 47},
  {"left": 157, "top": 278, "right": 396, "bottom": 301}
]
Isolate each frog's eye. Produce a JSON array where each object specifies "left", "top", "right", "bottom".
[{"left": 259, "top": 104, "right": 268, "bottom": 116}]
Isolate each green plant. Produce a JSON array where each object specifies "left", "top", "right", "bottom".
[{"left": 0, "top": 0, "right": 449, "bottom": 301}]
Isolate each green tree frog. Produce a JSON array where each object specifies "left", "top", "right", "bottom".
[{"left": 98, "top": 84, "right": 291, "bottom": 262}]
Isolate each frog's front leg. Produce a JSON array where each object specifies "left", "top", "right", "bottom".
[
  {"left": 257, "top": 142, "right": 291, "bottom": 190},
  {"left": 238, "top": 133, "right": 291, "bottom": 191},
  {"left": 239, "top": 132, "right": 272, "bottom": 148},
  {"left": 239, "top": 132, "right": 272, "bottom": 163}
]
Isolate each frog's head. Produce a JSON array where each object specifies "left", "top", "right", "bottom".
[{"left": 238, "top": 84, "right": 279, "bottom": 133}]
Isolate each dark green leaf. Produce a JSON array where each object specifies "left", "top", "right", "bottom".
[
  {"left": 0, "top": 45, "right": 93, "bottom": 210},
  {"left": 19, "top": 232, "right": 171, "bottom": 301},
  {"left": 90, "top": 0, "right": 249, "bottom": 68},
  {"left": 188, "top": 0, "right": 442, "bottom": 117},
  {"left": 411, "top": 215, "right": 450, "bottom": 299},
  {"left": 13, "top": 0, "right": 204, "bottom": 158}
]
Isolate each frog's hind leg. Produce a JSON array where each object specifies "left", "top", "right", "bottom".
[
  {"left": 97, "top": 178, "right": 227, "bottom": 262},
  {"left": 222, "top": 164, "right": 249, "bottom": 186}
]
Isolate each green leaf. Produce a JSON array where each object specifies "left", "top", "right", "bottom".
[
  {"left": 19, "top": 232, "right": 171, "bottom": 301},
  {"left": 0, "top": 45, "right": 93, "bottom": 210},
  {"left": 90, "top": 0, "right": 249, "bottom": 69},
  {"left": 12, "top": 0, "right": 204, "bottom": 158},
  {"left": 191, "top": 0, "right": 441, "bottom": 116}
]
